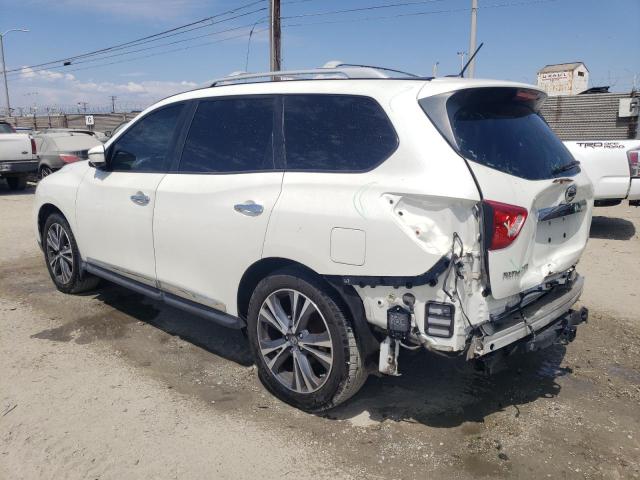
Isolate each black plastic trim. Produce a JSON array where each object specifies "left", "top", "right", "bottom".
[
  {"left": 84, "top": 262, "right": 244, "bottom": 329},
  {"left": 324, "top": 255, "right": 450, "bottom": 289}
]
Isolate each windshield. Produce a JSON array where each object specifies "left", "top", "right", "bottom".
[{"left": 421, "top": 87, "right": 578, "bottom": 180}]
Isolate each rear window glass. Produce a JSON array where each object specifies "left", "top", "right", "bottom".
[
  {"left": 283, "top": 95, "right": 397, "bottom": 172},
  {"left": 48, "top": 135, "right": 102, "bottom": 152},
  {"left": 0, "top": 123, "right": 14, "bottom": 133},
  {"left": 421, "top": 88, "right": 578, "bottom": 180}
]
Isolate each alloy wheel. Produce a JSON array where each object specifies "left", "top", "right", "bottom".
[
  {"left": 257, "top": 289, "right": 333, "bottom": 394},
  {"left": 46, "top": 223, "right": 73, "bottom": 284},
  {"left": 40, "top": 166, "right": 53, "bottom": 179}
]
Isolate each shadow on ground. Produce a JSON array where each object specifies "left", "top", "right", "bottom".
[
  {"left": 328, "top": 345, "right": 569, "bottom": 428},
  {"left": 0, "top": 182, "right": 36, "bottom": 196},
  {"left": 590, "top": 215, "right": 636, "bottom": 240},
  {"left": 86, "top": 281, "right": 568, "bottom": 428},
  {"left": 92, "top": 282, "right": 254, "bottom": 367}
]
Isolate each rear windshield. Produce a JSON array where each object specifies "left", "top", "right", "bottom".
[
  {"left": 0, "top": 123, "right": 14, "bottom": 134},
  {"left": 420, "top": 88, "right": 578, "bottom": 180},
  {"left": 48, "top": 134, "right": 102, "bottom": 152}
]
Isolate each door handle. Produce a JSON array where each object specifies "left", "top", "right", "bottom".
[
  {"left": 234, "top": 201, "right": 264, "bottom": 217},
  {"left": 130, "top": 191, "right": 150, "bottom": 206}
]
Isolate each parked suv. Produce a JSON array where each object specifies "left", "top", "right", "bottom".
[{"left": 34, "top": 65, "right": 593, "bottom": 411}]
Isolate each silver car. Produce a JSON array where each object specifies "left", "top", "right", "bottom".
[{"left": 35, "top": 131, "right": 103, "bottom": 178}]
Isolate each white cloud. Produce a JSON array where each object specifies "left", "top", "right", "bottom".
[{"left": 13, "top": 67, "right": 197, "bottom": 111}]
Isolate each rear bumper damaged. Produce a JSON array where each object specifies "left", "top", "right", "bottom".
[{"left": 469, "top": 274, "right": 585, "bottom": 358}]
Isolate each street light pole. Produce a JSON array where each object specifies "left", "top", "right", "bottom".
[{"left": 0, "top": 28, "right": 29, "bottom": 117}]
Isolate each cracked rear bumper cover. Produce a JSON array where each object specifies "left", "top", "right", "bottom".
[{"left": 470, "top": 274, "right": 585, "bottom": 358}]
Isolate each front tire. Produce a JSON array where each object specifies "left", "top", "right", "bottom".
[
  {"left": 247, "top": 268, "right": 367, "bottom": 412},
  {"left": 42, "top": 213, "right": 99, "bottom": 294}
]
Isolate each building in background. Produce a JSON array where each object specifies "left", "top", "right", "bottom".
[{"left": 537, "top": 62, "right": 589, "bottom": 96}]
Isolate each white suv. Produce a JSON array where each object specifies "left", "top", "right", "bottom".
[{"left": 34, "top": 65, "right": 593, "bottom": 411}]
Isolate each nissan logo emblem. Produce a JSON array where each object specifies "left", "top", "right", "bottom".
[{"left": 565, "top": 185, "right": 577, "bottom": 203}]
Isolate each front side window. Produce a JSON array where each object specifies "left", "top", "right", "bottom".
[
  {"left": 109, "top": 104, "right": 184, "bottom": 172},
  {"left": 179, "top": 97, "right": 275, "bottom": 173},
  {"left": 283, "top": 95, "right": 398, "bottom": 172}
]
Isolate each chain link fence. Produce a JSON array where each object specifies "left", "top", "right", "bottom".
[{"left": 0, "top": 112, "right": 140, "bottom": 134}]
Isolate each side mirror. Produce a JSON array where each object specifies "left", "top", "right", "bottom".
[{"left": 88, "top": 144, "right": 106, "bottom": 169}]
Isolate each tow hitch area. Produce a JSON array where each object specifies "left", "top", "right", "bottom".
[{"left": 475, "top": 307, "right": 588, "bottom": 375}]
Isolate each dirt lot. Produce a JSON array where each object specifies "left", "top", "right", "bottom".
[{"left": 1, "top": 183, "right": 639, "bottom": 480}]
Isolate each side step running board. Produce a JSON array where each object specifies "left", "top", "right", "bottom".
[{"left": 83, "top": 262, "right": 244, "bottom": 330}]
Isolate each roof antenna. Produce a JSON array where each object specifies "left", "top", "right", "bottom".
[{"left": 459, "top": 42, "right": 483, "bottom": 78}]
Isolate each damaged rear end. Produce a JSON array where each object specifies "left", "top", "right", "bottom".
[{"left": 402, "top": 85, "right": 594, "bottom": 369}]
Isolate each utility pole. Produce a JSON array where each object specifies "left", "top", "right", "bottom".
[
  {"left": 0, "top": 28, "right": 29, "bottom": 117},
  {"left": 457, "top": 51, "right": 467, "bottom": 72},
  {"left": 110, "top": 95, "right": 117, "bottom": 113},
  {"left": 269, "top": 0, "right": 281, "bottom": 72},
  {"left": 468, "top": 0, "right": 478, "bottom": 78}
]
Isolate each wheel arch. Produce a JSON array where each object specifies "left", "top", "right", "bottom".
[
  {"left": 237, "top": 257, "right": 380, "bottom": 365},
  {"left": 37, "top": 203, "right": 66, "bottom": 240}
]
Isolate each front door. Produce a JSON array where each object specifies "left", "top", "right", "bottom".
[
  {"left": 76, "top": 103, "right": 186, "bottom": 286},
  {"left": 153, "top": 96, "right": 282, "bottom": 314}
]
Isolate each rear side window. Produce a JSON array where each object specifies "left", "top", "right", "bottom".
[
  {"left": 179, "top": 97, "right": 275, "bottom": 173},
  {"left": 420, "top": 88, "right": 577, "bottom": 180},
  {"left": 283, "top": 95, "right": 397, "bottom": 172},
  {"left": 110, "top": 104, "right": 184, "bottom": 172}
]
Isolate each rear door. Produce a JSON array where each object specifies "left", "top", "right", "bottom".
[
  {"left": 153, "top": 95, "right": 282, "bottom": 315},
  {"left": 421, "top": 87, "right": 593, "bottom": 299}
]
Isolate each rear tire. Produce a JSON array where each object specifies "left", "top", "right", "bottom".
[
  {"left": 6, "top": 176, "right": 27, "bottom": 190},
  {"left": 42, "top": 213, "right": 100, "bottom": 294},
  {"left": 247, "top": 268, "right": 367, "bottom": 412}
]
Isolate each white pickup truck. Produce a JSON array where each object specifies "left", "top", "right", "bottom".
[
  {"left": 564, "top": 140, "right": 640, "bottom": 207},
  {"left": 0, "top": 121, "right": 38, "bottom": 190}
]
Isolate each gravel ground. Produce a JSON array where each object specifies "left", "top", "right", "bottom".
[{"left": 1, "top": 182, "right": 639, "bottom": 479}]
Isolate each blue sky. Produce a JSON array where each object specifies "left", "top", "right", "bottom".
[{"left": 1, "top": 0, "right": 638, "bottom": 112}]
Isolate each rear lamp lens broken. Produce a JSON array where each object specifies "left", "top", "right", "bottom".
[
  {"left": 483, "top": 200, "right": 528, "bottom": 251},
  {"left": 425, "top": 302, "right": 455, "bottom": 338}
]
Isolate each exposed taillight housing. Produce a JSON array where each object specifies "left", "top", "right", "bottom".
[
  {"left": 59, "top": 154, "right": 80, "bottom": 163},
  {"left": 425, "top": 302, "right": 455, "bottom": 338},
  {"left": 30, "top": 138, "right": 36, "bottom": 155},
  {"left": 482, "top": 200, "right": 528, "bottom": 251},
  {"left": 629, "top": 149, "right": 639, "bottom": 178}
]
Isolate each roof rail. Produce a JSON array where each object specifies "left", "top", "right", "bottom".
[{"left": 209, "top": 63, "right": 422, "bottom": 87}]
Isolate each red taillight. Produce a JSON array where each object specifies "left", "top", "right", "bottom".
[
  {"left": 628, "top": 149, "right": 639, "bottom": 177},
  {"left": 483, "top": 200, "right": 528, "bottom": 251},
  {"left": 59, "top": 154, "right": 80, "bottom": 163},
  {"left": 30, "top": 138, "right": 36, "bottom": 155}
]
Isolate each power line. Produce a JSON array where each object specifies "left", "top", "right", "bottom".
[
  {"left": 2, "top": 0, "right": 268, "bottom": 75},
  {"left": 281, "top": 0, "right": 563, "bottom": 28},
  {"left": 8, "top": 0, "right": 565, "bottom": 80},
  {"left": 6, "top": 21, "right": 267, "bottom": 78},
  {"left": 281, "top": 0, "right": 451, "bottom": 20}
]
